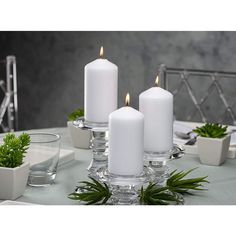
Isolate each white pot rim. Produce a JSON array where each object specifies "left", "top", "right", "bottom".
[
  {"left": 67, "top": 120, "right": 76, "bottom": 124},
  {"left": 197, "top": 134, "right": 230, "bottom": 140},
  {"left": 0, "top": 161, "right": 29, "bottom": 170}
]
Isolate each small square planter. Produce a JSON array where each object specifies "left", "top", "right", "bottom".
[
  {"left": 0, "top": 162, "right": 29, "bottom": 200},
  {"left": 197, "top": 135, "right": 231, "bottom": 166},
  {"left": 67, "top": 121, "right": 91, "bottom": 149}
]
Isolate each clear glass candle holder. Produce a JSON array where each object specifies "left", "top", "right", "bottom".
[
  {"left": 96, "top": 166, "right": 152, "bottom": 205},
  {"left": 73, "top": 117, "right": 108, "bottom": 176},
  {"left": 144, "top": 144, "right": 185, "bottom": 183},
  {"left": 26, "top": 132, "right": 61, "bottom": 187}
]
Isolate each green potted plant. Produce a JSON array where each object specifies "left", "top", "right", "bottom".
[
  {"left": 67, "top": 109, "right": 91, "bottom": 149},
  {"left": 193, "top": 123, "right": 230, "bottom": 166},
  {"left": 0, "top": 133, "right": 30, "bottom": 200}
]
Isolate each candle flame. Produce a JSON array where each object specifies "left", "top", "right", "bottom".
[
  {"left": 99, "top": 46, "right": 104, "bottom": 58},
  {"left": 125, "top": 93, "right": 130, "bottom": 106},
  {"left": 155, "top": 75, "right": 159, "bottom": 86}
]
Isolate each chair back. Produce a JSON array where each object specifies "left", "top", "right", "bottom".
[
  {"left": 158, "top": 64, "right": 236, "bottom": 125},
  {"left": 0, "top": 56, "right": 18, "bottom": 132}
]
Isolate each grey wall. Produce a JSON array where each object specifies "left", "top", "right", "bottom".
[{"left": 0, "top": 32, "right": 236, "bottom": 130}]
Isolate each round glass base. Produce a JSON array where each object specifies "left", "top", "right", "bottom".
[
  {"left": 146, "top": 161, "right": 170, "bottom": 183},
  {"left": 96, "top": 166, "right": 152, "bottom": 205},
  {"left": 73, "top": 117, "right": 108, "bottom": 131},
  {"left": 144, "top": 144, "right": 185, "bottom": 183},
  {"left": 144, "top": 144, "right": 185, "bottom": 162},
  {"left": 175, "top": 192, "right": 185, "bottom": 205},
  {"left": 27, "top": 171, "right": 56, "bottom": 187},
  {"left": 96, "top": 166, "right": 152, "bottom": 186},
  {"left": 108, "top": 186, "right": 140, "bottom": 205}
]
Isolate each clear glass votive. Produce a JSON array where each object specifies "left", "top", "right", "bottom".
[{"left": 27, "top": 132, "right": 61, "bottom": 187}]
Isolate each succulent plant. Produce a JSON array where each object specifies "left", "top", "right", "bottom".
[
  {"left": 68, "top": 109, "right": 84, "bottom": 121},
  {"left": 0, "top": 133, "right": 30, "bottom": 168},
  {"left": 193, "top": 123, "right": 228, "bottom": 138}
]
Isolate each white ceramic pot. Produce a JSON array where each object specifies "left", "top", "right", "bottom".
[
  {"left": 67, "top": 121, "right": 91, "bottom": 149},
  {"left": 0, "top": 162, "right": 29, "bottom": 200},
  {"left": 197, "top": 135, "right": 231, "bottom": 166}
]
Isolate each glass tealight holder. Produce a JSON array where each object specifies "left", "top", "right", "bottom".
[
  {"left": 73, "top": 117, "right": 108, "bottom": 176},
  {"left": 26, "top": 132, "right": 61, "bottom": 187},
  {"left": 144, "top": 144, "right": 185, "bottom": 183}
]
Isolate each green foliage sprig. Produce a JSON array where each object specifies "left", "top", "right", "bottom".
[
  {"left": 166, "top": 168, "right": 209, "bottom": 194},
  {"left": 193, "top": 123, "right": 228, "bottom": 138},
  {"left": 139, "top": 185, "right": 181, "bottom": 205},
  {"left": 0, "top": 133, "right": 30, "bottom": 168},
  {"left": 68, "top": 177, "right": 111, "bottom": 205},
  {"left": 68, "top": 109, "right": 84, "bottom": 121},
  {"left": 69, "top": 168, "right": 209, "bottom": 205}
]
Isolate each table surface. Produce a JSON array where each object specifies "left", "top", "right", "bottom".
[{"left": 2, "top": 127, "right": 236, "bottom": 205}]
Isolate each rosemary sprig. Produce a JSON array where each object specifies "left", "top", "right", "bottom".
[
  {"left": 167, "top": 168, "right": 209, "bottom": 194},
  {"left": 68, "top": 177, "right": 111, "bottom": 205},
  {"left": 139, "top": 184, "right": 181, "bottom": 205}
]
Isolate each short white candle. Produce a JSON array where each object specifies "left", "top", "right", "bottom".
[
  {"left": 84, "top": 47, "right": 118, "bottom": 123},
  {"left": 139, "top": 76, "right": 173, "bottom": 153},
  {"left": 108, "top": 94, "right": 144, "bottom": 176}
]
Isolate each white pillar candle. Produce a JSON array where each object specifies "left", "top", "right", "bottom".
[
  {"left": 108, "top": 94, "right": 144, "bottom": 176},
  {"left": 139, "top": 76, "right": 173, "bottom": 153},
  {"left": 84, "top": 47, "right": 118, "bottom": 123}
]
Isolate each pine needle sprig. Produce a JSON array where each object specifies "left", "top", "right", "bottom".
[
  {"left": 68, "top": 177, "right": 112, "bottom": 205},
  {"left": 167, "top": 168, "right": 209, "bottom": 194},
  {"left": 139, "top": 183, "right": 181, "bottom": 205}
]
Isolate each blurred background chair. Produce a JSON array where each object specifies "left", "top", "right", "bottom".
[
  {"left": 0, "top": 56, "right": 18, "bottom": 132},
  {"left": 158, "top": 64, "right": 236, "bottom": 125}
]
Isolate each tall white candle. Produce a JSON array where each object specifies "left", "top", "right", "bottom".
[
  {"left": 108, "top": 94, "right": 144, "bottom": 176},
  {"left": 139, "top": 76, "right": 173, "bottom": 153},
  {"left": 84, "top": 47, "right": 118, "bottom": 123}
]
